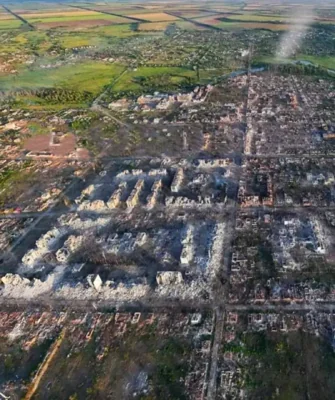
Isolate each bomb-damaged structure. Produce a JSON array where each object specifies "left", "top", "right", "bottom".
[
  {"left": 245, "top": 73, "right": 335, "bottom": 157},
  {"left": 239, "top": 157, "right": 335, "bottom": 208},
  {"left": 0, "top": 310, "right": 214, "bottom": 399},
  {"left": 217, "top": 310, "right": 335, "bottom": 400},
  {"left": 1, "top": 158, "right": 237, "bottom": 306},
  {"left": 229, "top": 210, "right": 331, "bottom": 304}
]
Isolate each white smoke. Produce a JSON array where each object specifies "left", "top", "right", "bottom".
[{"left": 276, "top": 9, "right": 315, "bottom": 59}]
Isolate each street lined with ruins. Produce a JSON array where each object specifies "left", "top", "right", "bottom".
[{"left": 1, "top": 0, "right": 335, "bottom": 396}]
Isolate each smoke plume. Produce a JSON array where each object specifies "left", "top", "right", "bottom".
[{"left": 276, "top": 9, "right": 315, "bottom": 59}]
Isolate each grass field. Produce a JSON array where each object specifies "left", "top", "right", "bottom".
[
  {"left": 176, "top": 20, "right": 206, "bottom": 30},
  {"left": 254, "top": 55, "right": 335, "bottom": 70},
  {"left": 238, "top": 22, "right": 291, "bottom": 30},
  {"left": 193, "top": 15, "right": 292, "bottom": 31},
  {"left": 25, "top": 14, "right": 133, "bottom": 24},
  {"left": 14, "top": 30, "right": 49, "bottom": 45},
  {"left": 8, "top": 2, "right": 74, "bottom": 11},
  {"left": 224, "top": 14, "right": 292, "bottom": 22},
  {"left": 0, "top": 19, "right": 22, "bottom": 30},
  {"left": 112, "top": 66, "right": 196, "bottom": 92},
  {"left": 19, "top": 11, "right": 103, "bottom": 18},
  {"left": 91, "top": 7, "right": 152, "bottom": 15},
  {"left": 296, "top": 55, "right": 335, "bottom": 69},
  {"left": 13, "top": 95, "right": 90, "bottom": 111},
  {"left": 56, "top": 32, "right": 107, "bottom": 48},
  {"left": 221, "top": 328, "right": 335, "bottom": 399},
  {"left": 91, "top": 23, "right": 152, "bottom": 37},
  {"left": 0, "top": 61, "right": 126, "bottom": 94},
  {"left": 193, "top": 15, "right": 231, "bottom": 25}
]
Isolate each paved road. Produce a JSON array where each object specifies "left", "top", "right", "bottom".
[
  {"left": 207, "top": 309, "right": 224, "bottom": 400},
  {"left": 3, "top": 202, "right": 335, "bottom": 220}
]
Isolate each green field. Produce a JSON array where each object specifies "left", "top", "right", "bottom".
[
  {"left": 229, "top": 331, "right": 335, "bottom": 399},
  {"left": 25, "top": 14, "right": 133, "bottom": 24},
  {"left": 0, "top": 19, "right": 22, "bottom": 30},
  {"left": 0, "top": 61, "right": 126, "bottom": 94},
  {"left": 297, "top": 55, "right": 335, "bottom": 70},
  {"left": 224, "top": 14, "right": 292, "bottom": 22},
  {"left": 12, "top": 94, "right": 91, "bottom": 111},
  {"left": 112, "top": 66, "right": 197, "bottom": 92},
  {"left": 58, "top": 33, "right": 107, "bottom": 48},
  {"left": 255, "top": 55, "right": 335, "bottom": 70},
  {"left": 90, "top": 23, "right": 146, "bottom": 37}
]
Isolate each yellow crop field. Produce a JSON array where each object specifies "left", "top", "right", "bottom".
[
  {"left": 0, "top": 15, "right": 14, "bottom": 20},
  {"left": 138, "top": 21, "right": 172, "bottom": 30},
  {"left": 128, "top": 12, "right": 177, "bottom": 21}
]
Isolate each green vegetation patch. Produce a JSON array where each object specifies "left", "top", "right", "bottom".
[
  {"left": 112, "top": 66, "right": 197, "bottom": 94},
  {"left": 0, "top": 61, "right": 126, "bottom": 95},
  {"left": 25, "top": 14, "right": 132, "bottom": 24},
  {"left": 0, "top": 19, "right": 22, "bottom": 30},
  {"left": 90, "top": 23, "right": 151, "bottom": 37},
  {"left": 58, "top": 33, "right": 106, "bottom": 49},
  {"left": 13, "top": 30, "right": 50, "bottom": 52},
  {"left": 230, "top": 330, "right": 335, "bottom": 399},
  {"left": 0, "top": 162, "right": 37, "bottom": 208},
  {"left": 254, "top": 55, "right": 335, "bottom": 71},
  {"left": 223, "top": 14, "right": 291, "bottom": 22},
  {"left": 11, "top": 93, "right": 89, "bottom": 111},
  {"left": 33, "top": 320, "right": 192, "bottom": 400}
]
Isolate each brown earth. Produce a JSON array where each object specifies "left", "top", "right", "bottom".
[{"left": 23, "top": 133, "right": 77, "bottom": 156}]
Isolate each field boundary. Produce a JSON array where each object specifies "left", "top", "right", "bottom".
[
  {"left": 68, "top": 4, "right": 150, "bottom": 23},
  {"left": 1, "top": 5, "right": 35, "bottom": 30}
]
